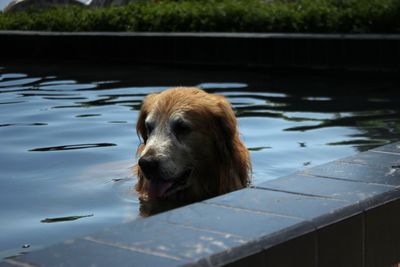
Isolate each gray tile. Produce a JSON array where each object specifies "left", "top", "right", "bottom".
[
  {"left": 317, "top": 214, "right": 364, "bottom": 267},
  {"left": 302, "top": 160, "right": 400, "bottom": 186},
  {"left": 341, "top": 150, "right": 400, "bottom": 168},
  {"left": 257, "top": 174, "right": 394, "bottom": 203},
  {"left": 371, "top": 142, "right": 400, "bottom": 154},
  {"left": 157, "top": 203, "right": 309, "bottom": 240},
  {"left": 206, "top": 188, "right": 358, "bottom": 228},
  {"left": 6, "top": 238, "right": 181, "bottom": 267},
  {"left": 86, "top": 214, "right": 251, "bottom": 266},
  {"left": 155, "top": 203, "right": 313, "bottom": 265}
]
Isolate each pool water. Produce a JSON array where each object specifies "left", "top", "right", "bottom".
[{"left": 1, "top": 62, "right": 399, "bottom": 259}]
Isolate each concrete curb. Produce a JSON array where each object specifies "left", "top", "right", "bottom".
[{"left": 1, "top": 31, "right": 400, "bottom": 71}]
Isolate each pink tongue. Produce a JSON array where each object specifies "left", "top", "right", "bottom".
[{"left": 148, "top": 181, "right": 173, "bottom": 200}]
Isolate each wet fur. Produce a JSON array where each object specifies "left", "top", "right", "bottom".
[{"left": 134, "top": 87, "right": 251, "bottom": 204}]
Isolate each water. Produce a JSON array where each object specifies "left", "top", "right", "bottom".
[{"left": 1, "top": 62, "right": 399, "bottom": 259}]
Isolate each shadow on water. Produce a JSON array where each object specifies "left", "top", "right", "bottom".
[{"left": 1, "top": 60, "right": 400, "bottom": 259}]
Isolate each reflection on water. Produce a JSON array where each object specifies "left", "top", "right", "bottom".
[{"left": 0, "top": 63, "right": 399, "bottom": 259}]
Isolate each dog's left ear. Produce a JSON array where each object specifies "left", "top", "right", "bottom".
[
  {"left": 213, "top": 95, "right": 239, "bottom": 154},
  {"left": 213, "top": 95, "right": 251, "bottom": 189},
  {"left": 136, "top": 93, "right": 157, "bottom": 143}
]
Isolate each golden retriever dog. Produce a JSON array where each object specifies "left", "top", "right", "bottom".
[{"left": 134, "top": 87, "right": 251, "bottom": 208}]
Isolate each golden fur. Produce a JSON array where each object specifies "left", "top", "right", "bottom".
[{"left": 134, "top": 87, "right": 251, "bottom": 205}]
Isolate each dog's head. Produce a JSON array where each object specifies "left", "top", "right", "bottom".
[{"left": 134, "top": 87, "right": 251, "bottom": 203}]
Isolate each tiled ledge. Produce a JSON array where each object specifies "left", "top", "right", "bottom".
[
  {"left": 1, "top": 32, "right": 400, "bottom": 71},
  {"left": 2, "top": 142, "right": 400, "bottom": 267}
]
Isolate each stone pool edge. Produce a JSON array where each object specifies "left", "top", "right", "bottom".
[
  {"left": 1, "top": 31, "right": 400, "bottom": 71},
  {"left": 1, "top": 142, "right": 400, "bottom": 267}
]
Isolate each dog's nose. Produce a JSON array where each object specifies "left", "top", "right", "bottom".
[{"left": 138, "top": 155, "right": 159, "bottom": 179}]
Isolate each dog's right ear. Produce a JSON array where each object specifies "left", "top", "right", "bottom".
[{"left": 136, "top": 93, "right": 157, "bottom": 143}]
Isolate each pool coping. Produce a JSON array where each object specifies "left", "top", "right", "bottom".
[
  {"left": 1, "top": 31, "right": 400, "bottom": 71},
  {"left": 1, "top": 142, "right": 400, "bottom": 267}
]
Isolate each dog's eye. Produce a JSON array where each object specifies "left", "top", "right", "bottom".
[
  {"left": 145, "top": 121, "right": 154, "bottom": 135},
  {"left": 172, "top": 120, "right": 191, "bottom": 138}
]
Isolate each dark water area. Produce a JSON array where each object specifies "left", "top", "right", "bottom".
[{"left": 1, "top": 61, "right": 399, "bottom": 259}]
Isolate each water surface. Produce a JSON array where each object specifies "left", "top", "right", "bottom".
[{"left": 1, "top": 62, "right": 399, "bottom": 259}]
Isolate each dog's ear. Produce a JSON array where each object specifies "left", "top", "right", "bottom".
[
  {"left": 213, "top": 95, "right": 238, "bottom": 156},
  {"left": 136, "top": 93, "right": 157, "bottom": 143},
  {"left": 213, "top": 95, "right": 251, "bottom": 191}
]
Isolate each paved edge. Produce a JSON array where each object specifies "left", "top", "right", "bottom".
[{"left": 1, "top": 32, "right": 400, "bottom": 71}]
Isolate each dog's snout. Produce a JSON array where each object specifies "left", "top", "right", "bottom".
[{"left": 138, "top": 155, "right": 159, "bottom": 179}]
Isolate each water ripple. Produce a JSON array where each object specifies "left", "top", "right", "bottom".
[
  {"left": 39, "top": 80, "right": 77, "bottom": 86},
  {"left": 29, "top": 143, "right": 117, "bottom": 152},
  {"left": 197, "top": 82, "right": 248, "bottom": 89},
  {"left": 0, "top": 78, "right": 42, "bottom": 88},
  {"left": 0, "top": 73, "right": 28, "bottom": 80},
  {"left": 0, "top": 101, "right": 26, "bottom": 105},
  {"left": 0, "top": 123, "right": 47, "bottom": 127},
  {"left": 40, "top": 84, "right": 97, "bottom": 91}
]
